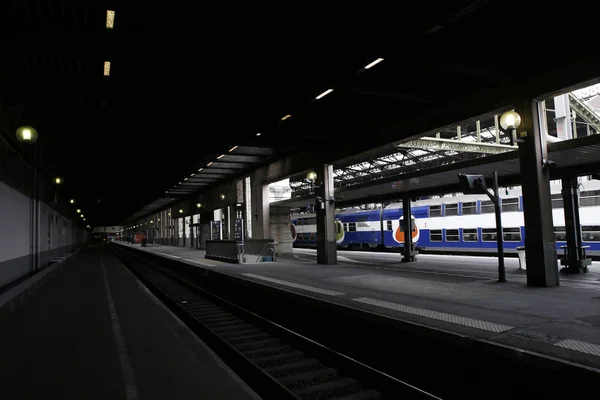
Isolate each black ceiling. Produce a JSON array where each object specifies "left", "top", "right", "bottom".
[{"left": 1, "top": 0, "right": 599, "bottom": 225}]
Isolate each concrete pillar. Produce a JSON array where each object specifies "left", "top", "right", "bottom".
[
  {"left": 554, "top": 94, "right": 573, "bottom": 140},
  {"left": 517, "top": 100, "right": 559, "bottom": 287},
  {"left": 251, "top": 183, "right": 271, "bottom": 239},
  {"left": 270, "top": 206, "right": 293, "bottom": 257},
  {"left": 560, "top": 176, "right": 590, "bottom": 273},
  {"left": 316, "top": 164, "right": 337, "bottom": 265}
]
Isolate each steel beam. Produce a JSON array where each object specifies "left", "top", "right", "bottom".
[{"left": 396, "top": 137, "right": 516, "bottom": 154}]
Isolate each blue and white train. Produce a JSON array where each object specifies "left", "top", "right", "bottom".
[{"left": 290, "top": 177, "right": 600, "bottom": 254}]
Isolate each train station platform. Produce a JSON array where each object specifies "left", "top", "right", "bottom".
[
  {"left": 115, "top": 241, "right": 600, "bottom": 372},
  {"left": 0, "top": 244, "right": 261, "bottom": 400}
]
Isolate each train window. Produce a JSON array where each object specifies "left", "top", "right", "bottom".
[
  {"left": 582, "top": 225, "right": 600, "bottom": 242},
  {"left": 580, "top": 190, "right": 600, "bottom": 207},
  {"left": 480, "top": 200, "right": 495, "bottom": 214},
  {"left": 430, "top": 229, "right": 442, "bottom": 242},
  {"left": 309, "top": 232, "right": 316, "bottom": 241},
  {"left": 463, "top": 228, "right": 478, "bottom": 241},
  {"left": 551, "top": 194, "right": 563, "bottom": 208},
  {"left": 481, "top": 228, "right": 497, "bottom": 241},
  {"left": 501, "top": 198, "right": 519, "bottom": 212},
  {"left": 554, "top": 226, "right": 566, "bottom": 241},
  {"left": 430, "top": 205, "right": 442, "bottom": 217},
  {"left": 348, "top": 222, "right": 357, "bottom": 232},
  {"left": 446, "top": 229, "right": 460, "bottom": 242},
  {"left": 386, "top": 220, "right": 393, "bottom": 231},
  {"left": 445, "top": 204, "right": 459, "bottom": 216},
  {"left": 462, "top": 202, "right": 477, "bottom": 215},
  {"left": 502, "top": 227, "right": 521, "bottom": 242}
]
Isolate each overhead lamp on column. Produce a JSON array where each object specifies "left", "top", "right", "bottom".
[
  {"left": 500, "top": 109, "right": 554, "bottom": 169},
  {"left": 306, "top": 171, "right": 318, "bottom": 195}
]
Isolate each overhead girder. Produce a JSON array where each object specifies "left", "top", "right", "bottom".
[{"left": 396, "top": 137, "right": 516, "bottom": 155}]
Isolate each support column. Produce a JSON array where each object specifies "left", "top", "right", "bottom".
[
  {"left": 402, "top": 197, "right": 417, "bottom": 262},
  {"left": 316, "top": 164, "right": 337, "bottom": 265},
  {"left": 270, "top": 206, "right": 294, "bottom": 257},
  {"left": 560, "top": 176, "right": 590, "bottom": 273},
  {"left": 517, "top": 100, "right": 559, "bottom": 287},
  {"left": 251, "top": 183, "right": 271, "bottom": 239},
  {"left": 554, "top": 94, "right": 573, "bottom": 140}
]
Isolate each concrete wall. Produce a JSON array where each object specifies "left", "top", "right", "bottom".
[
  {"left": 270, "top": 206, "right": 293, "bottom": 257},
  {"left": 0, "top": 181, "right": 83, "bottom": 288}
]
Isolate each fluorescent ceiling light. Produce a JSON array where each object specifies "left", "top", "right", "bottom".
[
  {"left": 364, "top": 58, "right": 384, "bottom": 69},
  {"left": 207, "top": 162, "right": 213, "bottom": 166},
  {"left": 281, "top": 114, "right": 291, "bottom": 121},
  {"left": 229, "top": 146, "right": 238, "bottom": 152},
  {"left": 315, "top": 89, "right": 333, "bottom": 100},
  {"left": 190, "top": 173, "right": 195, "bottom": 176},
  {"left": 104, "top": 61, "right": 111, "bottom": 76},
  {"left": 106, "top": 10, "right": 115, "bottom": 29},
  {"left": 184, "top": 177, "right": 188, "bottom": 180},
  {"left": 198, "top": 168, "right": 203, "bottom": 172},
  {"left": 217, "top": 154, "right": 225, "bottom": 159},
  {"left": 256, "top": 133, "right": 261, "bottom": 136}
]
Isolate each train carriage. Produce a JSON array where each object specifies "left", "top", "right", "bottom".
[{"left": 290, "top": 177, "right": 600, "bottom": 255}]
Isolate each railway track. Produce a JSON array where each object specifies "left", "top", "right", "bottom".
[{"left": 114, "top": 251, "right": 440, "bottom": 400}]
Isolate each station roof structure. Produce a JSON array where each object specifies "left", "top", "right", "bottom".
[{"left": 2, "top": 1, "right": 600, "bottom": 225}]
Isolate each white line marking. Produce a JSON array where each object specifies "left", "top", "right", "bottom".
[
  {"left": 147, "top": 250, "right": 182, "bottom": 259},
  {"left": 242, "top": 273, "right": 345, "bottom": 296},
  {"left": 100, "top": 257, "right": 140, "bottom": 400},
  {"left": 353, "top": 297, "right": 513, "bottom": 333},
  {"left": 555, "top": 339, "right": 600, "bottom": 356}
]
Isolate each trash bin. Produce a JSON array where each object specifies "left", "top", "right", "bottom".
[{"left": 516, "top": 246, "right": 526, "bottom": 270}]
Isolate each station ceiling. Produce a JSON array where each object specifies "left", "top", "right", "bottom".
[{"left": 2, "top": 0, "right": 600, "bottom": 225}]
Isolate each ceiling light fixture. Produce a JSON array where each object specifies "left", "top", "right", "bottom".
[
  {"left": 106, "top": 10, "right": 115, "bottom": 29},
  {"left": 281, "top": 114, "right": 291, "bottom": 121},
  {"left": 103, "top": 61, "right": 111, "bottom": 76},
  {"left": 190, "top": 173, "right": 195, "bottom": 176},
  {"left": 315, "top": 89, "right": 333, "bottom": 100},
  {"left": 184, "top": 177, "right": 188, "bottom": 180},
  {"left": 364, "top": 58, "right": 384, "bottom": 69},
  {"left": 256, "top": 133, "right": 262, "bottom": 136},
  {"left": 198, "top": 168, "right": 203, "bottom": 172},
  {"left": 217, "top": 154, "right": 225, "bottom": 159},
  {"left": 229, "top": 146, "right": 238, "bottom": 152},
  {"left": 207, "top": 162, "right": 213, "bottom": 166}
]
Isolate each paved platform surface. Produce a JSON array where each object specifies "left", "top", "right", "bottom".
[
  {"left": 115, "top": 241, "right": 600, "bottom": 371},
  {"left": 0, "top": 244, "right": 261, "bottom": 400}
]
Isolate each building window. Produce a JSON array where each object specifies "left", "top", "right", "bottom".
[
  {"left": 503, "top": 227, "right": 521, "bottom": 242},
  {"left": 582, "top": 225, "right": 600, "bottom": 242},
  {"left": 554, "top": 226, "right": 566, "bottom": 241},
  {"left": 462, "top": 202, "right": 477, "bottom": 215},
  {"left": 445, "top": 203, "right": 458, "bottom": 216},
  {"left": 501, "top": 198, "right": 519, "bottom": 212},
  {"left": 429, "top": 205, "right": 442, "bottom": 217},
  {"left": 446, "top": 229, "right": 460, "bottom": 242},
  {"left": 481, "top": 228, "right": 497, "bottom": 241},
  {"left": 430, "top": 229, "right": 442, "bottom": 242},
  {"left": 463, "top": 228, "right": 478, "bottom": 242}
]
